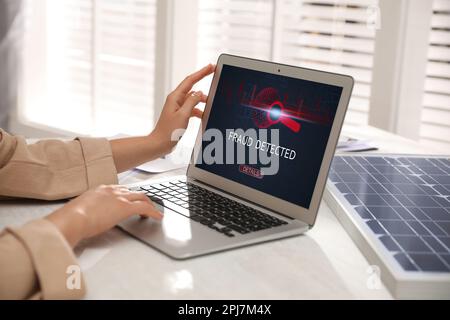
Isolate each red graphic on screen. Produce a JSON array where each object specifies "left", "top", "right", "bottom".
[
  {"left": 239, "top": 164, "right": 263, "bottom": 179},
  {"left": 237, "top": 85, "right": 333, "bottom": 132}
]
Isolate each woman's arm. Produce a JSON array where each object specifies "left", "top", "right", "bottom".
[
  {"left": 110, "top": 64, "right": 213, "bottom": 173},
  {"left": 109, "top": 134, "right": 168, "bottom": 174},
  {"left": 0, "top": 65, "right": 214, "bottom": 299},
  {"left": 0, "top": 219, "right": 85, "bottom": 299},
  {"left": 0, "top": 184, "right": 162, "bottom": 299},
  {"left": 0, "top": 64, "right": 214, "bottom": 199},
  {"left": 0, "top": 130, "right": 118, "bottom": 200}
]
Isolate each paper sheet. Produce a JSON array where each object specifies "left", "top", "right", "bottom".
[
  {"left": 337, "top": 136, "right": 378, "bottom": 152},
  {"left": 136, "top": 157, "right": 187, "bottom": 173}
]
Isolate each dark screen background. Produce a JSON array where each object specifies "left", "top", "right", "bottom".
[{"left": 196, "top": 65, "right": 342, "bottom": 209}]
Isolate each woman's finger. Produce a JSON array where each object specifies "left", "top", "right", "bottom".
[
  {"left": 191, "top": 108, "right": 203, "bottom": 119},
  {"left": 178, "top": 90, "right": 195, "bottom": 107},
  {"left": 122, "top": 191, "right": 154, "bottom": 205},
  {"left": 130, "top": 200, "right": 163, "bottom": 220},
  {"left": 174, "top": 64, "right": 215, "bottom": 95},
  {"left": 114, "top": 187, "right": 141, "bottom": 197},
  {"left": 110, "top": 185, "right": 129, "bottom": 192},
  {"left": 199, "top": 93, "right": 208, "bottom": 103},
  {"left": 181, "top": 91, "right": 205, "bottom": 115}
]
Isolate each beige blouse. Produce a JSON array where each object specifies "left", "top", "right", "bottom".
[{"left": 0, "top": 129, "right": 118, "bottom": 299}]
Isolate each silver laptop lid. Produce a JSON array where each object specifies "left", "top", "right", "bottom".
[{"left": 187, "top": 54, "right": 353, "bottom": 226}]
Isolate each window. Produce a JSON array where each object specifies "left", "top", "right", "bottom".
[
  {"left": 196, "top": 0, "right": 377, "bottom": 125},
  {"left": 196, "top": 0, "right": 274, "bottom": 93},
  {"left": 420, "top": 0, "right": 450, "bottom": 150},
  {"left": 16, "top": 0, "right": 450, "bottom": 152},
  {"left": 276, "top": 0, "right": 377, "bottom": 126},
  {"left": 197, "top": 0, "right": 274, "bottom": 63},
  {"left": 21, "top": 0, "right": 157, "bottom": 136}
]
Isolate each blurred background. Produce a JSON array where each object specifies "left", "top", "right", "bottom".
[{"left": 1, "top": 0, "right": 449, "bottom": 151}]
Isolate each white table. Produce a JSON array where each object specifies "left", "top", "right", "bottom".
[{"left": 0, "top": 125, "right": 445, "bottom": 299}]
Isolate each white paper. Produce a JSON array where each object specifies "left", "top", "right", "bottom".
[
  {"left": 136, "top": 157, "right": 187, "bottom": 173},
  {"left": 337, "top": 136, "right": 377, "bottom": 152}
]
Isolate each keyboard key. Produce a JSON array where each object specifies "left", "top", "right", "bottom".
[
  {"left": 190, "top": 215, "right": 204, "bottom": 223},
  {"left": 200, "top": 219, "right": 214, "bottom": 226},
  {"left": 228, "top": 224, "right": 249, "bottom": 234},
  {"left": 160, "top": 182, "right": 174, "bottom": 188}
]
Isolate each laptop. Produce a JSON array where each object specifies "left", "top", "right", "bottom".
[{"left": 119, "top": 54, "right": 354, "bottom": 259}]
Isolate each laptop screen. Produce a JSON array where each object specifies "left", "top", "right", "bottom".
[{"left": 195, "top": 64, "right": 343, "bottom": 209}]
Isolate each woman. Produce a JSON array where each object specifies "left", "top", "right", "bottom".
[{"left": 0, "top": 64, "right": 215, "bottom": 299}]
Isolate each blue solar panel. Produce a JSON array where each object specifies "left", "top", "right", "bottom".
[{"left": 329, "top": 155, "right": 450, "bottom": 273}]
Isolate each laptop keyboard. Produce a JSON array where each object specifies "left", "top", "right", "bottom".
[{"left": 131, "top": 180, "right": 288, "bottom": 237}]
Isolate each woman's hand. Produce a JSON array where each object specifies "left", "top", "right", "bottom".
[
  {"left": 151, "top": 63, "right": 215, "bottom": 154},
  {"left": 109, "top": 64, "right": 215, "bottom": 173},
  {"left": 46, "top": 185, "right": 162, "bottom": 247}
]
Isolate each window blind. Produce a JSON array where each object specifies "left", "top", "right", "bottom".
[
  {"left": 197, "top": 0, "right": 274, "bottom": 64},
  {"left": 197, "top": 0, "right": 377, "bottom": 125},
  {"left": 23, "top": 0, "right": 157, "bottom": 136},
  {"left": 36, "top": 0, "right": 94, "bottom": 134},
  {"left": 95, "top": 0, "right": 156, "bottom": 135},
  {"left": 420, "top": 0, "right": 450, "bottom": 150},
  {"left": 277, "top": 0, "right": 376, "bottom": 125}
]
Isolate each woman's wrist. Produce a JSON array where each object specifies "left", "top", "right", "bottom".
[
  {"left": 147, "top": 130, "right": 176, "bottom": 157},
  {"left": 110, "top": 133, "right": 172, "bottom": 173},
  {"left": 45, "top": 207, "right": 87, "bottom": 248}
]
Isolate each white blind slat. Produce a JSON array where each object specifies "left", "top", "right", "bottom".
[
  {"left": 433, "top": 0, "right": 450, "bottom": 11},
  {"left": 278, "top": 0, "right": 377, "bottom": 125},
  {"left": 423, "top": 92, "right": 450, "bottom": 111},
  {"left": 95, "top": 0, "right": 156, "bottom": 135},
  {"left": 23, "top": 0, "right": 157, "bottom": 136},
  {"left": 282, "top": 33, "right": 375, "bottom": 54},
  {"left": 198, "top": 0, "right": 377, "bottom": 126},
  {"left": 420, "top": 0, "right": 450, "bottom": 150}
]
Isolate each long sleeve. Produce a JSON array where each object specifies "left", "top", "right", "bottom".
[
  {"left": 0, "top": 219, "right": 86, "bottom": 299},
  {"left": 0, "top": 129, "right": 118, "bottom": 299},
  {"left": 0, "top": 128, "right": 118, "bottom": 200}
]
